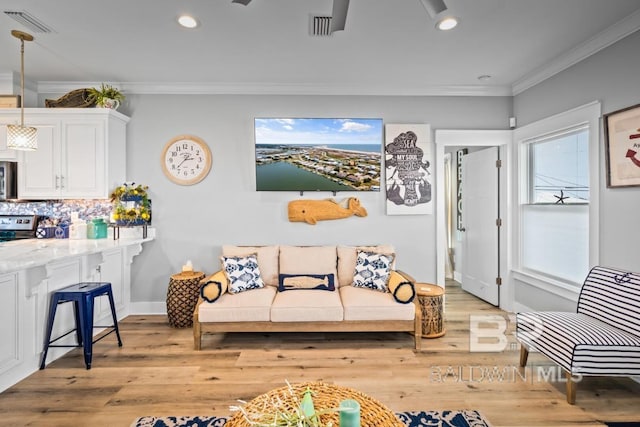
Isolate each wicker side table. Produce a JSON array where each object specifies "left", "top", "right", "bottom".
[
  {"left": 416, "top": 283, "right": 446, "bottom": 338},
  {"left": 166, "top": 271, "right": 205, "bottom": 328}
]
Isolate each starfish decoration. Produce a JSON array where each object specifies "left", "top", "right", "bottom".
[{"left": 554, "top": 190, "right": 569, "bottom": 204}]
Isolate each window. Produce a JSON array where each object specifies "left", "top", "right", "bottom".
[
  {"left": 515, "top": 102, "right": 600, "bottom": 286},
  {"left": 528, "top": 127, "right": 589, "bottom": 204}
]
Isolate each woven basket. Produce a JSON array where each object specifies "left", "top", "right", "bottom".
[
  {"left": 166, "top": 271, "right": 205, "bottom": 328},
  {"left": 45, "top": 88, "right": 96, "bottom": 108},
  {"left": 226, "top": 381, "right": 403, "bottom": 427}
]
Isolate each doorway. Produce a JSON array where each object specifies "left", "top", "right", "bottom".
[{"left": 434, "top": 130, "right": 512, "bottom": 311}]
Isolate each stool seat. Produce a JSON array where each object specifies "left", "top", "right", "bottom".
[{"left": 40, "top": 282, "right": 122, "bottom": 370}]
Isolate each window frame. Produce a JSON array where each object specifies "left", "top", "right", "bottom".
[{"left": 513, "top": 101, "right": 600, "bottom": 289}]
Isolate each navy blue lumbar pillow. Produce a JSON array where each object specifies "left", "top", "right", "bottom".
[{"left": 278, "top": 273, "right": 335, "bottom": 292}]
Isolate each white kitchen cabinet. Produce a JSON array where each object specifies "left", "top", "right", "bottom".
[
  {"left": 0, "top": 273, "right": 20, "bottom": 376},
  {"left": 0, "top": 122, "right": 17, "bottom": 160},
  {"left": 0, "top": 108, "right": 129, "bottom": 199},
  {"left": 86, "top": 248, "right": 125, "bottom": 322}
]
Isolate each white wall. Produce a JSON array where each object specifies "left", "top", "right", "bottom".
[
  {"left": 113, "top": 94, "right": 509, "bottom": 306},
  {"left": 513, "top": 30, "right": 640, "bottom": 310}
]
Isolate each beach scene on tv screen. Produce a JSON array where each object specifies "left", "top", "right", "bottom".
[{"left": 255, "top": 118, "right": 382, "bottom": 191}]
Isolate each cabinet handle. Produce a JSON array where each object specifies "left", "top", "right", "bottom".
[
  {"left": 55, "top": 175, "right": 60, "bottom": 189},
  {"left": 60, "top": 175, "right": 65, "bottom": 188}
]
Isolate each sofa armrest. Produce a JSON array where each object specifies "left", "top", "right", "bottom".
[{"left": 388, "top": 270, "right": 416, "bottom": 304}]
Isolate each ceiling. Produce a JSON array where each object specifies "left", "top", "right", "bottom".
[{"left": 1, "top": 0, "right": 640, "bottom": 97}]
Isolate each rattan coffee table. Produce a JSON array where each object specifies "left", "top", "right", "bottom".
[{"left": 226, "top": 381, "right": 403, "bottom": 427}]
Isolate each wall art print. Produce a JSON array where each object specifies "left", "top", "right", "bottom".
[
  {"left": 604, "top": 103, "right": 640, "bottom": 188},
  {"left": 384, "top": 124, "right": 433, "bottom": 215}
]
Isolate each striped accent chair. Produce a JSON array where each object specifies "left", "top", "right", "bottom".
[{"left": 516, "top": 266, "right": 640, "bottom": 404}]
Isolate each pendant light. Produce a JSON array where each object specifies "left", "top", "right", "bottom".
[{"left": 7, "top": 30, "right": 37, "bottom": 151}]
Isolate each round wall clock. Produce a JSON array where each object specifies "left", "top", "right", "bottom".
[{"left": 161, "top": 135, "right": 212, "bottom": 185}]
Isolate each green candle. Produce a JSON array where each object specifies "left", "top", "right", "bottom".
[{"left": 339, "top": 399, "right": 360, "bottom": 427}]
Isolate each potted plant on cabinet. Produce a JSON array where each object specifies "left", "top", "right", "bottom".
[{"left": 87, "top": 83, "right": 125, "bottom": 109}]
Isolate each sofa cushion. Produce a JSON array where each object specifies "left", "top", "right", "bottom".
[
  {"left": 340, "top": 286, "right": 415, "bottom": 321},
  {"left": 221, "top": 254, "right": 265, "bottom": 294},
  {"left": 337, "top": 245, "right": 395, "bottom": 287},
  {"left": 278, "top": 273, "right": 335, "bottom": 292},
  {"left": 279, "top": 246, "right": 338, "bottom": 277},
  {"left": 352, "top": 251, "right": 395, "bottom": 292},
  {"left": 271, "top": 289, "right": 343, "bottom": 322},
  {"left": 222, "top": 245, "right": 279, "bottom": 287},
  {"left": 198, "top": 286, "right": 277, "bottom": 322}
]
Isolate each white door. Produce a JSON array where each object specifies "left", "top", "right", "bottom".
[{"left": 461, "top": 147, "right": 500, "bottom": 306}]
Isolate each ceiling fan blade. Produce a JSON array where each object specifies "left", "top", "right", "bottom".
[
  {"left": 419, "top": 0, "right": 447, "bottom": 18},
  {"left": 330, "top": 0, "right": 350, "bottom": 33},
  {"left": 232, "top": 0, "right": 252, "bottom": 5}
]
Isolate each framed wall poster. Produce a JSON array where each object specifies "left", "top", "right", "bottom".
[
  {"left": 385, "top": 124, "right": 433, "bottom": 215},
  {"left": 0, "top": 95, "right": 20, "bottom": 108},
  {"left": 604, "top": 103, "right": 640, "bottom": 187}
]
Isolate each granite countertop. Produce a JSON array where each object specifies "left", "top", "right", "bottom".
[{"left": 0, "top": 228, "right": 155, "bottom": 275}]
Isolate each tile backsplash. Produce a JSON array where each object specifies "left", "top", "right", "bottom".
[{"left": 0, "top": 200, "right": 113, "bottom": 224}]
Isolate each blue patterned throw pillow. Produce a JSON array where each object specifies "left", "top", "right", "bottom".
[
  {"left": 352, "top": 251, "right": 395, "bottom": 292},
  {"left": 221, "top": 254, "right": 265, "bottom": 294}
]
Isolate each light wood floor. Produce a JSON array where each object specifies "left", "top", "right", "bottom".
[{"left": 1, "top": 281, "right": 639, "bottom": 427}]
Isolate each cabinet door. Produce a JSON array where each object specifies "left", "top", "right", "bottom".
[
  {"left": 18, "top": 123, "right": 61, "bottom": 199},
  {"left": 62, "top": 121, "right": 106, "bottom": 198},
  {"left": 0, "top": 273, "right": 19, "bottom": 375},
  {"left": 0, "top": 117, "right": 17, "bottom": 160},
  {"left": 95, "top": 248, "right": 125, "bottom": 321}
]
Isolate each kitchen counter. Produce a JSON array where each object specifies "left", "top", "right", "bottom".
[
  {"left": 0, "top": 228, "right": 155, "bottom": 275},
  {"left": 0, "top": 227, "right": 155, "bottom": 392}
]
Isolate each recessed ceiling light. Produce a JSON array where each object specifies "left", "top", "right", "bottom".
[
  {"left": 477, "top": 75, "right": 492, "bottom": 81},
  {"left": 178, "top": 15, "right": 198, "bottom": 29},
  {"left": 436, "top": 16, "right": 458, "bottom": 31}
]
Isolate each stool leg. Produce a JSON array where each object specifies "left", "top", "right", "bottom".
[
  {"left": 40, "top": 295, "right": 60, "bottom": 370},
  {"left": 78, "top": 293, "right": 95, "bottom": 370},
  {"left": 106, "top": 288, "right": 123, "bottom": 347},
  {"left": 73, "top": 300, "right": 83, "bottom": 346}
]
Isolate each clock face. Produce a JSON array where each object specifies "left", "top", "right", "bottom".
[{"left": 161, "top": 135, "right": 212, "bottom": 185}]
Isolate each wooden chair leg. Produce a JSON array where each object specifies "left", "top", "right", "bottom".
[
  {"left": 565, "top": 371, "right": 577, "bottom": 405},
  {"left": 519, "top": 345, "right": 529, "bottom": 367},
  {"left": 193, "top": 321, "right": 202, "bottom": 350}
]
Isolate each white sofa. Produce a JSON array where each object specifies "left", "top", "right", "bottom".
[{"left": 193, "top": 245, "right": 421, "bottom": 350}]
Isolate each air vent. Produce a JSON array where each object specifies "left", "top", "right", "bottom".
[
  {"left": 311, "top": 15, "right": 332, "bottom": 36},
  {"left": 4, "top": 10, "right": 55, "bottom": 33}
]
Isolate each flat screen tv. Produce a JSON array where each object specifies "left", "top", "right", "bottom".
[{"left": 255, "top": 118, "right": 383, "bottom": 192}]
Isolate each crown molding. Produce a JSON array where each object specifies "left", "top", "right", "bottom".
[
  {"left": 512, "top": 8, "right": 640, "bottom": 95},
  {"left": 37, "top": 81, "right": 512, "bottom": 97}
]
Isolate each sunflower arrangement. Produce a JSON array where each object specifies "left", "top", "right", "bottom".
[{"left": 110, "top": 182, "right": 151, "bottom": 225}]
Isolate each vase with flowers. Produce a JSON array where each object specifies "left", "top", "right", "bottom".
[{"left": 110, "top": 182, "right": 151, "bottom": 226}]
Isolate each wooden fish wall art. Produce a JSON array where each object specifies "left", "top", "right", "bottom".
[{"left": 288, "top": 197, "right": 368, "bottom": 225}]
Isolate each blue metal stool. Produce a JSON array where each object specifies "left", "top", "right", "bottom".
[{"left": 40, "top": 282, "right": 123, "bottom": 370}]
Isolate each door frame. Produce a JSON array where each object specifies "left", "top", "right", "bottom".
[{"left": 434, "top": 130, "right": 513, "bottom": 311}]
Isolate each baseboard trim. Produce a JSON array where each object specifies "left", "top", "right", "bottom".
[{"left": 130, "top": 301, "right": 167, "bottom": 315}]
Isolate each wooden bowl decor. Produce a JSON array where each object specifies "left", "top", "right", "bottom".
[
  {"left": 287, "top": 197, "right": 367, "bottom": 225},
  {"left": 45, "top": 88, "right": 96, "bottom": 108}
]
